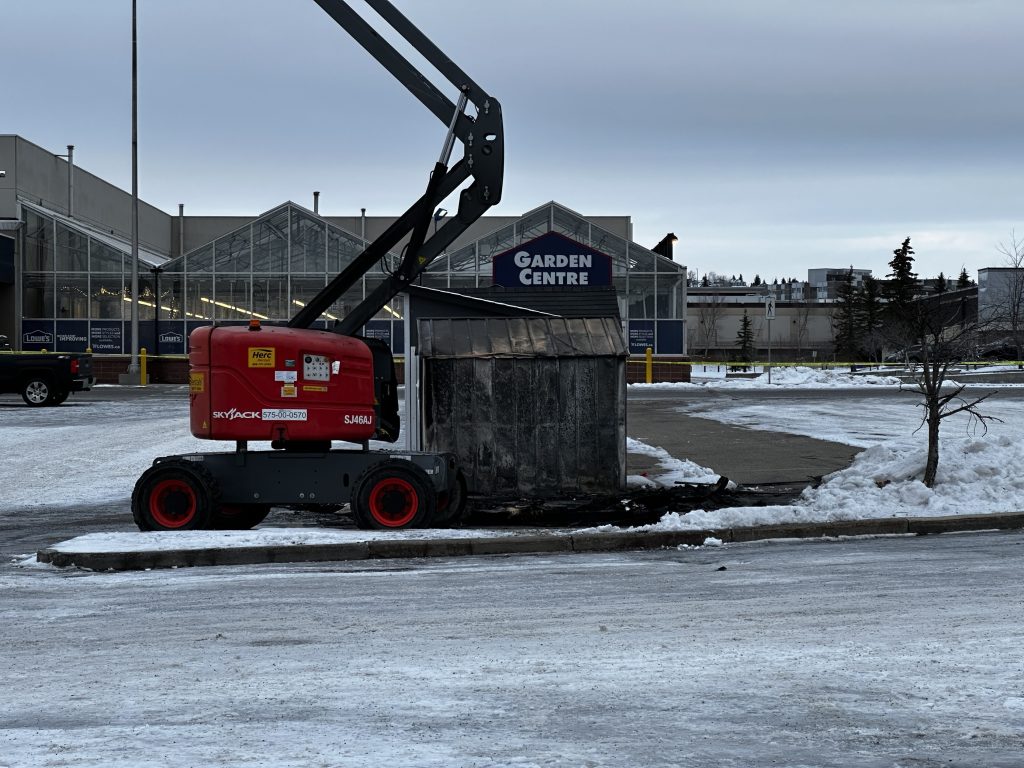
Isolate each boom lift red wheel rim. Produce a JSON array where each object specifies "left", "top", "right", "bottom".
[
  {"left": 367, "top": 477, "right": 419, "bottom": 528},
  {"left": 148, "top": 478, "right": 198, "bottom": 529}
]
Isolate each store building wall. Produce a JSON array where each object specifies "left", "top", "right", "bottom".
[{"left": 1, "top": 136, "right": 172, "bottom": 256}]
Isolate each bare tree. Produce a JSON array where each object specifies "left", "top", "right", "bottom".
[
  {"left": 896, "top": 294, "right": 1000, "bottom": 487},
  {"left": 696, "top": 291, "right": 725, "bottom": 357},
  {"left": 792, "top": 300, "right": 813, "bottom": 356}
]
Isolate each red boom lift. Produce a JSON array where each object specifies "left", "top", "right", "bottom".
[{"left": 131, "top": 0, "right": 503, "bottom": 532}]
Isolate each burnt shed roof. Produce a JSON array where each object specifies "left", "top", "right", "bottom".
[{"left": 418, "top": 316, "right": 627, "bottom": 359}]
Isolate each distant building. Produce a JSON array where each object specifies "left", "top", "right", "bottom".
[{"left": 978, "top": 267, "right": 1024, "bottom": 326}]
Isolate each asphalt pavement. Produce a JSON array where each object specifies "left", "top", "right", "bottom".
[{"left": 625, "top": 391, "right": 860, "bottom": 485}]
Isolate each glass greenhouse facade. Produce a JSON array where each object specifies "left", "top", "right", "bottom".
[{"left": 16, "top": 200, "right": 687, "bottom": 355}]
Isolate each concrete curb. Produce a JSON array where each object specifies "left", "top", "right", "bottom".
[{"left": 36, "top": 513, "right": 1024, "bottom": 572}]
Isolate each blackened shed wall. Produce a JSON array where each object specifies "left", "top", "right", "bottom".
[{"left": 419, "top": 317, "right": 627, "bottom": 498}]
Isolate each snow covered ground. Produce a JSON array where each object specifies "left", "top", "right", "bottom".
[
  {"left": 623, "top": 367, "right": 1024, "bottom": 532},
  {"left": 3, "top": 378, "right": 1024, "bottom": 767},
  {"left": 3, "top": 367, "right": 1024, "bottom": 556}
]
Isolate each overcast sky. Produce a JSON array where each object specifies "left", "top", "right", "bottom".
[{"left": 6, "top": 0, "right": 1024, "bottom": 283}]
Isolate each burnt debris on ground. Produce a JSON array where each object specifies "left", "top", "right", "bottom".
[{"left": 463, "top": 477, "right": 810, "bottom": 528}]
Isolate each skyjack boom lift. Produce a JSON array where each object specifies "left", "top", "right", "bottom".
[{"left": 132, "top": 0, "right": 503, "bottom": 531}]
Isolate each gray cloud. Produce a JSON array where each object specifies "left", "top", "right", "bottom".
[{"left": 5, "top": 0, "right": 1023, "bottom": 280}]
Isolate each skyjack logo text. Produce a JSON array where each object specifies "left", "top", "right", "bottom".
[{"left": 213, "top": 408, "right": 261, "bottom": 420}]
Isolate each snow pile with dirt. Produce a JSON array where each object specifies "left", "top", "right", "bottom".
[
  {"left": 618, "top": 367, "right": 1024, "bottom": 532},
  {"left": 636, "top": 433, "right": 1024, "bottom": 533}
]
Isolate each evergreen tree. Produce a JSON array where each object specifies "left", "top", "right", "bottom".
[
  {"left": 701, "top": 274, "right": 710, "bottom": 287},
  {"left": 832, "top": 268, "right": 859, "bottom": 359},
  {"left": 935, "top": 272, "right": 948, "bottom": 293},
  {"left": 753, "top": 274, "right": 762, "bottom": 286},
  {"left": 735, "top": 311, "right": 755, "bottom": 369},
  {"left": 957, "top": 267, "right": 972, "bottom": 289},
  {"left": 886, "top": 237, "right": 918, "bottom": 313},
  {"left": 857, "top": 275, "right": 885, "bottom": 361}
]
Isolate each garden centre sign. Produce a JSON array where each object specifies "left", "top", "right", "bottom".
[{"left": 492, "top": 233, "right": 612, "bottom": 288}]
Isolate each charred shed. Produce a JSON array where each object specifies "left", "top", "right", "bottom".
[{"left": 417, "top": 316, "right": 627, "bottom": 498}]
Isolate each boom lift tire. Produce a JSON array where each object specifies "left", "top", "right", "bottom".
[
  {"left": 211, "top": 504, "right": 272, "bottom": 530},
  {"left": 50, "top": 391, "right": 69, "bottom": 405},
  {"left": 21, "top": 376, "right": 55, "bottom": 407},
  {"left": 351, "top": 459, "right": 436, "bottom": 530},
  {"left": 431, "top": 469, "right": 468, "bottom": 528},
  {"left": 132, "top": 460, "right": 220, "bottom": 531}
]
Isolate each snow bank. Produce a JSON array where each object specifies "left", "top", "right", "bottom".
[
  {"left": 632, "top": 365, "right": 903, "bottom": 389},
  {"left": 634, "top": 433, "right": 1024, "bottom": 532}
]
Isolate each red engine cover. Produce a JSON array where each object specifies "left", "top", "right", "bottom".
[{"left": 189, "top": 324, "right": 378, "bottom": 443}]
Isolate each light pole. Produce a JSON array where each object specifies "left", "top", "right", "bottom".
[{"left": 124, "top": 0, "right": 141, "bottom": 381}]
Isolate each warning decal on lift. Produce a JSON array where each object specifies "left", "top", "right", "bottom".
[{"left": 189, "top": 372, "right": 204, "bottom": 393}]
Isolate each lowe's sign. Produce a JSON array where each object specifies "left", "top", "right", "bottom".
[{"left": 493, "top": 233, "right": 612, "bottom": 288}]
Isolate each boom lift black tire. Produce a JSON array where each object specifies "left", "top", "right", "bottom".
[
  {"left": 50, "top": 391, "right": 69, "bottom": 405},
  {"left": 21, "top": 376, "right": 54, "bottom": 407},
  {"left": 132, "top": 460, "right": 219, "bottom": 531},
  {"left": 351, "top": 460, "right": 435, "bottom": 530},
  {"left": 211, "top": 504, "right": 272, "bottom": 530},
  {"left": 431, "top": 469, "right": 468, "bottom": 528}
]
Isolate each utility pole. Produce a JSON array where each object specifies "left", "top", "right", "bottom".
[{"left": 123, "top": 0, "right": 142, "bottom": 382}]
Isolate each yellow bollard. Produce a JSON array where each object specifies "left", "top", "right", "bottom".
[
  {"left": 645, "top": 347, "right": 653, "bottom": 384},
  {"left": 140, "top": 347, "right": 148, "bottom": 387}
]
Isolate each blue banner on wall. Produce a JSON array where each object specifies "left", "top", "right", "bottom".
[
  {"left": 363, "top": 320, "right": 392, "bottom": 350},
  {"left": 21, "top": 321, "right": 55, "bottom": 351},
  {"left": 627, "top": 321, "right": 655, "bottom": 354},
  {"left": 55, "top": 320, "right": 89, "bottom": 352},
  {"left": 493, "top": 232, "right": 612, "bottom": 288},
  {"left": 156, "top": 322, "right": 187, "bottom": 355},
  {"left": 89, "top": 321, "right": 123, "bottom": 354},
  {"left": 656, "top": 320, "right": 684, "bottom": 354}
]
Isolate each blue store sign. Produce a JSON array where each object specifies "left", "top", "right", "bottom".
[
  {"left": 493, "top": 232, "right": 612, "bottom": 288},
  {"left": 55, "top": 320, "right": 89, "bottom": 352},
  {"left": 148, "top": 322, "right": 186, "bottom": 355},
  {"left": 21, "top": 321, "right": 55, "bottom": 351},
  {"left": 628, "top": 321, "right": 655, "bottom": 354},
  {"left": 89, "top": 321, "right": 123, "bottom": 354}
]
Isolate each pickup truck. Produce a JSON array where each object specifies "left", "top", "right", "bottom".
[{"left": 0, "top": 339, "right": 96, "bottom": 406}]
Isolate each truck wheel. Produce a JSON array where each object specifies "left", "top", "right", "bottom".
[
  {"left": 212, "top": 504, "right": 271, "bottom": 530},
  {"left": 21, "top": 377, "right": 53, "bottom": 407},
  {"left": 352, "top": 460, "right": 435, "bottom": 530},
  {"left": 132, "top": 461, "right": 218, "bottom": 531},
  {"left": 431, "top": 469, "right": 468, "bottom": 528}
]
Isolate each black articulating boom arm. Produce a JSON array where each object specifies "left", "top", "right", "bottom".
[{"left": 289, "top": 0, "right": 504, "bottom": 333}]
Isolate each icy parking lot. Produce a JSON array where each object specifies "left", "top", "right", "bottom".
[
  {"left": 4, "top": 533, "right": 1024, "bottom": 767},
  {"left": 3, "top": 375, "right": 1024, "bottom": 766}
]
